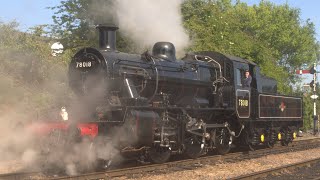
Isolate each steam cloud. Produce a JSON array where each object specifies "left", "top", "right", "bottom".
[
  {"left": 0, "top": 0, "right": 190, "bottom": 175},
  {"left": 115, "top": 0, "right": 189, "bottom": 54},
  {"left": 90, "top": 0, "right": 190, "bottom": 55}
]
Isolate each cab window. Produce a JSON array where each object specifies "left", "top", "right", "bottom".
[{"left": 236, "top": 69, "right": 243, "bottom": 86}]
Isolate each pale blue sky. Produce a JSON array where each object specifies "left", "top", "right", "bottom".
[
  {"left": 244, "top": 0, "right": 320, "bottom": 39},
  {"left": 0, "top": 0, "right": 319, "bottom": 39},
  {"left": 0, "top": 0, "right": 59, "bottom": 31},
  {"left": 0, "top": 0, "right": 317, "bottom": 84}
]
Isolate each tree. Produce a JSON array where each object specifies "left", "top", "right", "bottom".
[
  {"left": 49, "top": 0, "right": 135, "bottom": 52},
  {"left": 51, "top": 0, "right": 319, "bottom": 94},
  {"left": 47, "top": 0, "right": 320, "bottom": 130},
  {"left": 182, "top": 0, "right": 319, "bottom": 94},
  {"left": 0, "top": 21, "right": 73, "bottom": 119}
]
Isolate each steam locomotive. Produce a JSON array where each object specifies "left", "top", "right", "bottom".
[{"left": 65, "top": 25, "right": 302, "bottom": 164}]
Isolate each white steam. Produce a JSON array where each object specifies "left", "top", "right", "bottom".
[
  {"left": 114, "top": 0, "right": 189, "bottom": 54},
  {"left": 0, "top": 0, "right": 190, "bottom": 174},
  {"left": 89, "top": 0, "right": 190, "bottom": 54}
]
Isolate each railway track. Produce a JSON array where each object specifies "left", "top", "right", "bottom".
[
  {"left": 53, "top": 138, "right": 320, "bottom": 180},
  {"left": 230, "top": 157, "right": 320, "bottom": 180},
  {"left": 2, "top": 138, "right": 320, "bottom": 180},
  {"left": 0, "top": 171, "right": 45, "bottom": 180}
]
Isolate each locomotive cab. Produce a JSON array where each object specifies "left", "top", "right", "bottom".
[{"left": 228, "top": 54, "right": 301, "bottom": 149}]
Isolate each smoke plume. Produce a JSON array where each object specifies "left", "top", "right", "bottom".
[
  {"left": 114, "top": 0, "right": 189, "bottom": 54},
  {"left": 89, "top": 0, "right": 190, "bottom": 55},
  {"left": 0, "top": 0, "right": 191, "bottom": 174}
]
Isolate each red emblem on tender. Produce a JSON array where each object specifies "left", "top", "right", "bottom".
[{"left": 279, "top": 102, "right": 286, "bottom": 112}]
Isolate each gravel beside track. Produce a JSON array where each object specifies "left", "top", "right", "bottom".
[
  {"left": 0, "top": 171, "right": 45, "bottom": 180},
  {"left": 230, "top": 157, "right": 320, "bottom": 180},
  {"left": 2, "top": 137, "right": 320, "bottom": 180},
  {"left": 51, "top": 138, "right": 320, "bottom": 180},
  {"left": 264, "top": 160, "right": 320, "bottom": 180}
]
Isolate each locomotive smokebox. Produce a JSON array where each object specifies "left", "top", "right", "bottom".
[{"left": 96, "top": 24, "right": 119, "bottom": 51}]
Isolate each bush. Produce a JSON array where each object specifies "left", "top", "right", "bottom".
[{"left": 0, "top": 21, "right": 73, "bottom": 122}]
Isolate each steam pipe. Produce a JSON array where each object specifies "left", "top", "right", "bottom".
[{"left": 148, "top": 56, "right": 159, "bottom": 102}]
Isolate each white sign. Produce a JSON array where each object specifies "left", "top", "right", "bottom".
[
  {"left": 311, "top": 95, "right": 318, "bottom": 99},
  {"left": 51, "top": 42, "right": 64, "bottom": 56}
]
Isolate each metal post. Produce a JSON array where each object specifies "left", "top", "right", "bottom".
[
  {"left": 317, "top": 115, "right": 320, "bottom": 136},
  {"left": 313, "top": 63, "right": 317, "bottom": 135}
]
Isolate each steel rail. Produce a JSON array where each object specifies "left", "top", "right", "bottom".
[
  {"left": 1, "top": 138, "right": 319, "bottom": 180},
  {"left": 51, "top": 138, "right": 320, "bottom": 180},
  {"left": 0, "top": 171, "right": 44, "bottom": 180},
  {"left": 230, "top": 157, "right": 320, "bottom": 180}
]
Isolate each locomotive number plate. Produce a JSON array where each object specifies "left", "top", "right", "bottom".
[
  {"left": 76, "top": 61, "right": 92, "bottom": 68},
  {"left": 236, "top": 89, "right": 250, "bottom": 118},
  {"left": 238, "top": 99, "right": 249, "bottom": 107}
]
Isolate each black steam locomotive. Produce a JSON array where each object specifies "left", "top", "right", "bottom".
[{"left": 68, "top": 25, "right": 302, "bottom": 163}]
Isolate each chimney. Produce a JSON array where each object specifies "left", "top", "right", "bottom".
[{"left": 96, "top": 24, "right": 119, "bottom": 51}]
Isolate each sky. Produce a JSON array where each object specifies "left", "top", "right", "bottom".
[
  {"left": 0, "top": 0, "right": 319, "bottom": 36},
  {"left": 243, "top": 0, "right": 320, "bottom": 84},
  {"left": 0, "top": 0, "right": 59, "bottom": 31},
  {"left": 244, "top": 0, "right": 320, "bottom": 39},
  {"left": 0, "top": 0, "right": 318, "bottom": 84}
]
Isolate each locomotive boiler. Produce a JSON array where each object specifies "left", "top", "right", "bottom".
[{"left": 67, "top": 24, "right": 303, "bottom": 163}]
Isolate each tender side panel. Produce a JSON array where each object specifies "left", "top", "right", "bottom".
[{"left": 258, "top": 94, "right": 302, "bottom": 119}]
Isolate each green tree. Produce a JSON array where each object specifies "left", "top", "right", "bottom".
[
  {"left": 51, "top": 0, "right": 319, "bottom": 95},
  {"left": 0, "top": 21, "right": 73, "bottom": 119},
  {"left": 182, "top": 0, "right": 319, "bottom": 94},
  {"left": 49, "top": 0, "right": 135, "bottom": 52},
  {"left": 51, "top": 0, "right": 319, "bottom": 87},
  {"left": 292, "top": 86, "right": 313, "bottom": 131}
]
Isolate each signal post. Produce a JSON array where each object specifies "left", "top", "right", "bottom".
[
  {"left": 297, "top": 63, "right": 318, "bottom": 135},
  {"left": 311, "top": 63, "right": 318, "bottom": 134}
]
